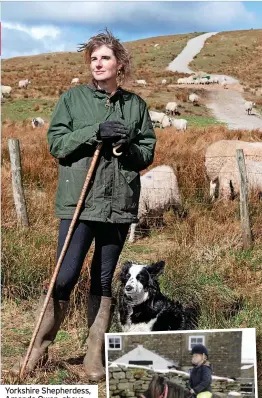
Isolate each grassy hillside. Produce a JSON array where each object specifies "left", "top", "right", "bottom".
[
  {"left": 189, "top": 29, "right": 262, "bottom": 95},
  {"left": 1, "top": 32, "right": 200, "bottom": 100}
]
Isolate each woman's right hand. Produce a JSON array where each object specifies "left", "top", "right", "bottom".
[{"left": 98, "top": 120, "right": 128, "bottom": 142}]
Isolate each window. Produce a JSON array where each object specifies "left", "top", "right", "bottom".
[
  {"left": 129, "top": 360, "right": 153, "bottom": 366},
  {"left": 108, "top": 336, "right": 122, "bottom": 350},
  {"left": 188, "top": 336, "right": 205, "bottom": 351}
]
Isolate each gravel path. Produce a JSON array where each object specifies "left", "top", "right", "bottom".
[
  {"left": 167, "top": 32, "right": 262, "bottom": 131},
  {"left": 206, "top": 89, "right": 262, "bottom": 131},
  {"left": 167, "top": 32, "right": 218, "bottom": 73}
]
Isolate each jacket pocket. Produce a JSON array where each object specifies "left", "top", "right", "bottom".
[
  {"left": 118, "top": 169, "right": 141, "bottom": 212},
  {"left": 56, "top": 166, "right": 95, "bottom": 209}
]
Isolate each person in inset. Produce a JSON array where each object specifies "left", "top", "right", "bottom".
[
  {"left": 11, "top": 28, "right": 156, "bottom": 381},
  {"left": 189, "top": 344, "right": 212, "bottom": 398}
]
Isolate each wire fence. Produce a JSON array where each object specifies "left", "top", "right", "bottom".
[{"left": 4, "top": 139, "right": 262, "bottom": 248}]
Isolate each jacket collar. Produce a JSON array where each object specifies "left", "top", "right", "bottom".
[{"left": 86, "top": 79, "right": 130, "bottom": 100}]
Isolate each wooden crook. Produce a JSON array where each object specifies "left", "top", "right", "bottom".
[{"left": 113, "top": 144, "right": 123, "bottom": 157}]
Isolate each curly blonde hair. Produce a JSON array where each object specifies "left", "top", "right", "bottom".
[{"left": 78, "top": 28, "right": 132, "bottom": 86}]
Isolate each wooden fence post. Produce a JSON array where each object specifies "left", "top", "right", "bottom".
[
  {"left": 8, "top": 138, "right": 29, "bottom": 227},
  {"left": 236, "top": 149, "right": 252, "bottom": 249}
]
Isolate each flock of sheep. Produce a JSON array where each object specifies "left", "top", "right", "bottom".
[
  {"left": 129, "top": 140, "right": 262, "bottom": 243},
  {"left": 148, "top": 94, "right": 199, "bottom": 131}
]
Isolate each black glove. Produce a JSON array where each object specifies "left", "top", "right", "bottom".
[{"left": 97, "top": 120, "right": 129, "bottom": 142}]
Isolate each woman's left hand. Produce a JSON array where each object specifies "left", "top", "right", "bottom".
[
  {"left": 190, "top": 389, "right": 195, "bottom": 394},
  {"left": 112, "top": 130, "right": 131, "bottom": 152}
]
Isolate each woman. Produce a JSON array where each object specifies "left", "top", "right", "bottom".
[
  {"left": 11, "top": 29, "right": 156, "bottom": 381},
  {"left": 189, "top": 344, "right": 212, "bottom": 398}
]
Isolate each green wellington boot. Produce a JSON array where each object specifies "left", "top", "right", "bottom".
[
  {"left": 11, "top": 294, "right": 68, "bottom": 376},
  {"left": 84, "top": 295, "right": 116, "bottom": 381}
]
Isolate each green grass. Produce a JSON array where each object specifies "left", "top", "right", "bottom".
[
  {"left": 1, "top": 98, "right": 56, "bottom": 121},
  {"left": 47, "top": 369, "right": 70, "bottom": 384},
  {"left": 1, "top": 227, "right": 58, "bottom": 299},
  {"left": 181, "top": 115, "right": 225, "bottom": 127}
]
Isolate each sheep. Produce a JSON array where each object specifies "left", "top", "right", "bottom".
[
  {"left": 205, "top": 140, "right": 262, "bottom": 200},
  {"left": 193, "top": 78, "right": 200, "bottom": 85},
  {"left": 177, "top": 78, "right": 184, "bottom": 84},
  {"left": 189, "top": 93, "right": 200, "bottom": 106},
  {"left": 1, "top": 85, "right": 12, "bottom": 97},
  {"left": 32, "top": 117, "right": 45, "bottom": 128},
  {"left": 244, "top": 101, "right": 256, "bottom": 115},
  {"left": 200, "top": 77, "right": 209, "bottom": 85},
  {"left": 154, "top": 43, "right": 159, "bottom": 48},
  {"left": 149, "top": 110, "right": 171, "bottom": 128},
  {"left": 169, "top": 118, "right": 188, "bottom": 131},
  {"left": 128, "top": 165, "right": 182, "bottom": 243},
  {"left": 165, "top": 101, "right": 179, "bottom": 116},
  {"left": 19, "top": 79, "right": 31, "bottom": 89},
  {"left": 213, "top": 159, "right": 262, "bottom": 200},
  {"left": 220, "top": 77, "right": 228, "bottom": 89},
  {"left": 161, "top": 79, "right": 167, "bottom": 85},
  {"left": 71, "top": 77, "right": 80, "bottom": 84},
  {"left": 136, "top": 79, "right": 147, "bottom": 87}
]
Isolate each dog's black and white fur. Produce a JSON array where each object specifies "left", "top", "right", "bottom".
[{"left": 118, "top": 261, "right": 198, "bottom": 332}]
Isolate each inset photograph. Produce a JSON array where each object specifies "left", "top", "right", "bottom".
[{"left": 106, "top": 329, "right": 257, "bottom": 398}]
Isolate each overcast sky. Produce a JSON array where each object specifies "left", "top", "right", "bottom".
[{"left": 1, "top": 1, "right": 262, "bottom": 59}]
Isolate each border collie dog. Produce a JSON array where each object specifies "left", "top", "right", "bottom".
[{"left": 118, "top": 261, "right": 198, "bottom": 332}]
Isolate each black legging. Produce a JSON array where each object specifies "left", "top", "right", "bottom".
[{"left": 53, "top": 219, "right": 130, "bottom": 300}]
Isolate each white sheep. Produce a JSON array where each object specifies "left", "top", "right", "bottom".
[
  {"left": 149, "top": 110, "right": 171, "bottom": 128},
  {"left": 205, "top": 140, "right": 262, "bottom": 200},
  {"left": 19, "top": 79, "right": 31, "bottom": 89},
  {"left": 32, "top": 117, "right": 45, "bottom": 128},
  {"left": 161, "top": 79, "right": 167, "bottom": 85},
  {"left": 165, "top": 101, "right": 179, "bottom": 116},
  {"left": 214, "top": 159, "right": 262, "bottom": 200},
  {"left": 1, "top": 85, "right": 12, "bottom": 97},
  {"left": 189, "top": 93, "right": 199, "bottom": 105},
  {"left": 154, "top": 44, "right": 159, "bottom": 48},
  {"left": 71, "top": 77, "right": 80, "bottom": 84},
  {"left": 136, "top": 79, "right": 147, "bottom": 87},
  {"left": 169, "top": 118, "right": 188, "bottom": 131},
  {"left": 200, "top": 77, "right": 209, "bottom": 85},
  {"left": 244, "top": 101, "right": 256, "bottom": 115},
  {"left": 128, "top": 165, "right": 182, "bottom": 243},
  {"left": 220, "top": 77, "right": 228, "bottom": 89}
]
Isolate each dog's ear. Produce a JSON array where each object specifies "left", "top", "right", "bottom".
[
  {"left": 119, "top": 262, "right": 132, "bottom": 282},
  {"left": 146, "top": 261, "right": 165, "bottom": 278}
]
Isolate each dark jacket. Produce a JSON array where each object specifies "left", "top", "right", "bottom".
[
  {"left": 47, "top": 83, "right": 156, "bottom": 223},
  {"left": 189, "top": 362, "right": 212, "bottom": 394}
]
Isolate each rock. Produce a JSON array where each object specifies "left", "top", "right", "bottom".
[
  {"left": 110, "top": 379, "right": 118, "bottom": 385},
  {"left": 118, "top": 383, "right": 131, "bottom": 390},
  {"left": 121, "top": 392, "right": 135, "bottom": 397},
  {"left": 126, "top": 371, "right": 134, "bottom": 379},
  {"left": 109, "top": 385, "right": 117, "bottom": 391},
  {"left": 134, "top": 381, "right": 144, "bottom": 387},
  {"left": 113, "top": 372, "right": 126, "bottom": 379}
]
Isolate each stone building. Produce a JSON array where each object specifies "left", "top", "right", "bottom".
[{"left": 107, "top": 331, "right": 242, "bottom": 378}]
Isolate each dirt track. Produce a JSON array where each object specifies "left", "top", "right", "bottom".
[
  {"left": 206, "top": 89, "right": 262, "bottom": 131},
  {"left": 168, "top": 32, "right": 262, "bottom": 131}
]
